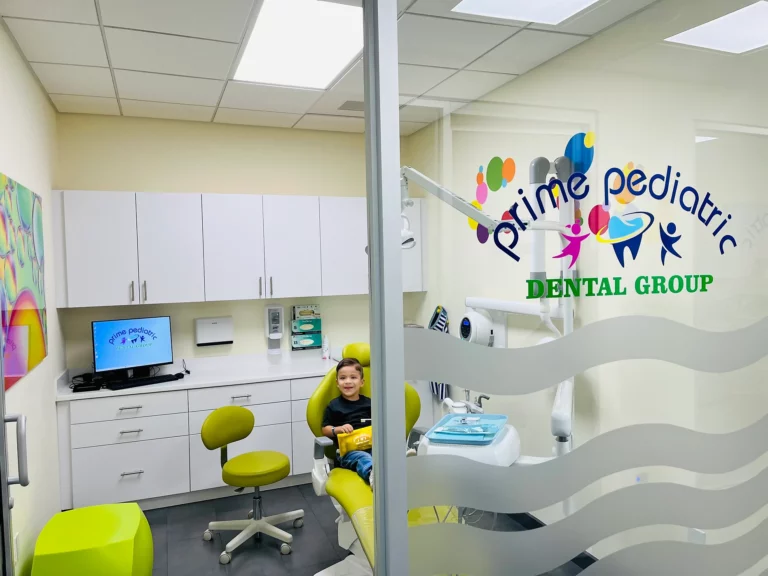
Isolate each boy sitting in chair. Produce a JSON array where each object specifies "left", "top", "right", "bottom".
[{"left": 322, "top": 358, "right": 374, "bottom": 488}]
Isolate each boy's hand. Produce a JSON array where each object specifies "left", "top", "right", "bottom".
[{"left": 338, "top": 424, "right": 354, "bottom": 434}]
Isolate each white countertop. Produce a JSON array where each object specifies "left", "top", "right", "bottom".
[{"left": 56, "top": 351, "right": 336, "bottom": 402}]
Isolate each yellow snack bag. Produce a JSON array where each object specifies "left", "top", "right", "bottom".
[{"left": 337, "top": 426, "right": 373, "bottom": 457}]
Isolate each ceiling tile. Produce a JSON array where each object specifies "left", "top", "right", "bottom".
[
  {"left": 115, "top": 70, "right": 224, "bottom": 106},
  {"left": 399, "top": 104, "right": 444, "bottom": 123},
  {"left": 398, "top": 14, "right": 518, "bottom": 69},
  {"left": 220, "top": 82, "right": 323, "bottom": 114},
  {"left": 530, "top": 0, "right": 657, "bottom": 35},
  {"left": 0, "top": 0, "right": 97, "bottom": 23},
  {"left": 50, "top": 94, "right": 119, "bottom": 115},
  {"left": 31, "top": 63, "right": 115, "bottom": 98},
  {"left": 4, "top": 18, "right": 107, "bottom": 66},
  {"left": 407, "top": 0, "right": 528, "bottom": 27},
  {"left": 214, "top": 108, "right": 301, "bottom": 128},
  {"left": 468, "top": 30, "right": 587, "bottom": 74},
  {"left": 425, "top": 70, "right": 515, "bottom": 101},
  {"left": 121, "top": 100, "right": 215, "bottom": 122},
  {"left": 105, "top": 28, "right": 238, "bottom": 80},
  {"left": 400, "top": 121, "right": 428, "bottom": 136},
  {"left": 98, "top": 0, "right": 255, "bottom": 43},
  {"left": 399, "top": 65, "right": 456, "bottom": 97},
  {"left": 295, "top": 115, "right": 365, "bottom": 133},
  {"left": 309, "top": 61, "right": 364, "bottom": 117}
]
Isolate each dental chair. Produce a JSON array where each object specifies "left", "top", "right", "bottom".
[{"left": 306, "top": 343, "right": 422, "bottom": 575}]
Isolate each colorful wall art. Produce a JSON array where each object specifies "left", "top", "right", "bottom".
[{"left": 0, "top": 173, "right": 47, "bottom": 390}]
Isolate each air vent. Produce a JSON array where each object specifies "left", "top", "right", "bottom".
[{"left": 338, "top": 100, "right": 366, "bottom": 112}]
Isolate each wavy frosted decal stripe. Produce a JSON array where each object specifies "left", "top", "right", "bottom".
[
  {"left": 408, "top": 417, "right": 768, "bottom": 511},
  {"left": 404, "top": 317, "right": 768, "bottom": 394},
  {"left": 410, "top": 469, "right": 768, "bottom": 576},
  {"left": 580, "top": 519, "right": 768, "bottom": 576}
]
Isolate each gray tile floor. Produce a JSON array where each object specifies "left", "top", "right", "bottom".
[{"left": 147, "top": 484, "right": 586, "bottom": 576}]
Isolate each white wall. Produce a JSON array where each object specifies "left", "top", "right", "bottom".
[
  {"left": 54, "top": 115, "right": 428, "bottom": 369},
  {"left": 0, "top": 24, "right": 63, "bottom": 575}
]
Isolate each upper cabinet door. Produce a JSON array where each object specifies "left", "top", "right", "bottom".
[
  {"left": 263, "top": 196, "right": 321, "bottom": 299},
  {"left": 320, "top": 197, "right": 368, "bottom": 296},
  {"left": 136, "top": 193, "right": 205, "bottom": 304},
  {"left": 63, "top": 191, "right": 140, "bottom": 307},
  {"left": 402, "top": 199, "right": 425, "bottom": 292},
  {"left": 202, "top": 194, "right": 265, "bottom": 302}
]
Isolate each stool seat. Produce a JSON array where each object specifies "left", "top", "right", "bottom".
[
  {"left": 222, "top": 450, "right": 290, "bottom": 487},
  {"left": 32, "top": 503, "right": 152, "bottom": 576}
]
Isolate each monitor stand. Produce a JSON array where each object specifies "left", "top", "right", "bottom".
[{"left": 130, "top": 366, "right": 152, "bottom": 379}]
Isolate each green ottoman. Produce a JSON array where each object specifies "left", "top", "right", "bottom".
[{"left": 32, "top": 503, "right": 153, "bottom": 576}]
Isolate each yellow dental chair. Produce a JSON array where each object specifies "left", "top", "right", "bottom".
[{"left": 306, "top": 343, "right": 427, "bottom": 575}]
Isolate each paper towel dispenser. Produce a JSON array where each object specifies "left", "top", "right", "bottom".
[{"left": 195, "top": 317, "right": 234, "bottom": 347}]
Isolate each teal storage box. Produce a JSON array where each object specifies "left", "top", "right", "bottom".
[
  {"left": 291, "top": 333, "right": 323, "bottom": 350},
  {"left": 292, "top": 318, "right": 322, "bottom": 334}
]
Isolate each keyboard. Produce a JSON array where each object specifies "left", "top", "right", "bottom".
[{"left": 105, "top": 373, "right": 182, "bottom": 391}]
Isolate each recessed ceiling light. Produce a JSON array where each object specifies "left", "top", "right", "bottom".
[
  {"left": 451, "top": 0, "right": 600, "bottom": 25},
  {"left": 695, "top": 136, "right": 718, "bottom": 143},
  {"left": 665, "top": 1, "right": 768, "bottom": 54},
  {"left": 235, "top": 0, "right": 363, "bottom": 90}
]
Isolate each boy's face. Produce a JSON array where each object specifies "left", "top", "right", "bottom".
[{"left": 337, "top": 366, "right": 363, "bottom": 399}]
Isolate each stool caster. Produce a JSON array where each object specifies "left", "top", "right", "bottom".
[
  {"left": 219, "top": 551, "right": 232, "bottom": 565},
  {"left": 247, "top": 510, "right": 253, "bottom": 519},
  {"left": 280, "top": 543, "right": 292, "bottom": 555},
  {"left": 202, "top": 530, "right": 213, "bottom": 542},
  {"left": 293, "top": 518, "right": 304, "bottom": 528}
]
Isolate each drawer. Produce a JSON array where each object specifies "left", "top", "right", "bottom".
[
  {"left": 189, "top": 423, "right": 292, "bottom": 491},
  {"left": 72, "top": 436, "right": 190, "bottom": 508},
  {"left": 291, "top": 377, "right": 323, "bottom": 400},
  {"left": 188, "top": 402, "right": 291, "bottom": 434},
  {"left": 71, "top": 413, "right": 189, "bottom": 449},
  {"left": 188, "top": 381, "right": 290, "bottom": 412},
  {"left": 291, "top": 399, "right": 309, "bottom": 422},
  {"left": 69, "top": 391, "right": 188, "bottom": 424}
]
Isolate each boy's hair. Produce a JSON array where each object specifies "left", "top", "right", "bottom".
[{"left": 336, "top": 357, "right": 364, "bottom": 378}]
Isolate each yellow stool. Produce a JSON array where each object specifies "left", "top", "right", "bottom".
[{"left": 32, "top": 503, "right": 152, "bottom": 576}]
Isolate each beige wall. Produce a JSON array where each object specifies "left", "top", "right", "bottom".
[
  {"left": 55, "top": 114, "right": 428, "bottom": 369},
  {"left": 0, "top": 24, "right": 63, "bottom": 575}
]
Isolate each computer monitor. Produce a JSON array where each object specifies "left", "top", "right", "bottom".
[{"left": 92, "top": 316, "right": 173, "bottom": 373}]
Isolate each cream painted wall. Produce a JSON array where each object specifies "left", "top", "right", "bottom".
[
  {"left": 55, "top": 115, "right": 426, "bottom": 369},
  {"left": 0, "top": 24, "right": 63, "bottom": 575}
]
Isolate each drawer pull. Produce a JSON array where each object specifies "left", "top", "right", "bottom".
[
  {"left": 231, "top": 394, "right": 252, "bottom": 401},
  {"left": 120, "top": 470, "right": 144, "bottom": 477},
  {"left": 118, "top": 406, "right": 143, "bottom": 411},
  {"left": 119, "top": 429, "right": 143, "bottom": 435}
]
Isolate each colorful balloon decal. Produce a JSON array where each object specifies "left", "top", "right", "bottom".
[
  {"left": 0, "top": 174, "right": 46, "bottom": 390},
  {"left": 471, "top": 158, "right": 517, "bottom": 244}
]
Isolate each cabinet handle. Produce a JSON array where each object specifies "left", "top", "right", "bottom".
[
  {"left": 119, "top": 429, "right": 143, "bottom": 435},
  {"left": 143, "top": 280, "right": 147, "bottom": 302},
  {"left": 5, "top": 414, "right": 28, "bottom": 487},
  {"left": 130, "top": 281, "right": 135, "bottom": 302},
  {"left": 231, "top": 394, "right": 252, "bottom": 401},
  {"left": 118, "top": 405, "right": 142, "bottom": 411},
  {"left": 259, "top": 277, "right": 263, "bottom": 298},
  {"left": 270, "top": 277, "right": 273, "bottom": 297},
  {"left": 120, "top": 470, "right": 144, "bottom": 477}
]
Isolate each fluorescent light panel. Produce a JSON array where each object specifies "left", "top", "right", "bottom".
[
  {"left": 451, "top": 0, "right": 600, "bottom": 25},
  {"left": 695, "top": 136, "right": 718, "bottom": 143},
  {"left": 235, "top": 0, "right": 363, "bottom": 89},
  {"left": 665, "top": 1, "right": 768, "bottom": 54}
]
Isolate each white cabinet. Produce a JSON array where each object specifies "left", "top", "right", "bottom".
[
  {"left": 291, "top": 422, "right": 315, "bottom": 475},
  {"left": 402, "top": 199, "right": 426, "bottom": 292},
  {"left": 202, "top": 194, "right": 265, "bottom": 301},
  {"left": 189, "top": 423, "right": 292, "bottom": 491},
  {"left": 63, "top": 191, "right": 140, "bottom": 307},
  {"left": 136, "top": 193, "right": 205, "bottom": 304},
  {"left": 263, "top": 196, "right": 322, "bottom": 299},
  {"left": 320, "top": 197, "right": 368, "bottom": 296}
]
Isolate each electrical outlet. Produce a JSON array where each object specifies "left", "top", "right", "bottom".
[{"left": 13, "top": 532, "right": 19, "bottom": 566}]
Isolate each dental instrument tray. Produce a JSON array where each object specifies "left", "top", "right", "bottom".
[{"left": 425, "top": 414, "right": 507, "bottom": 445}]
